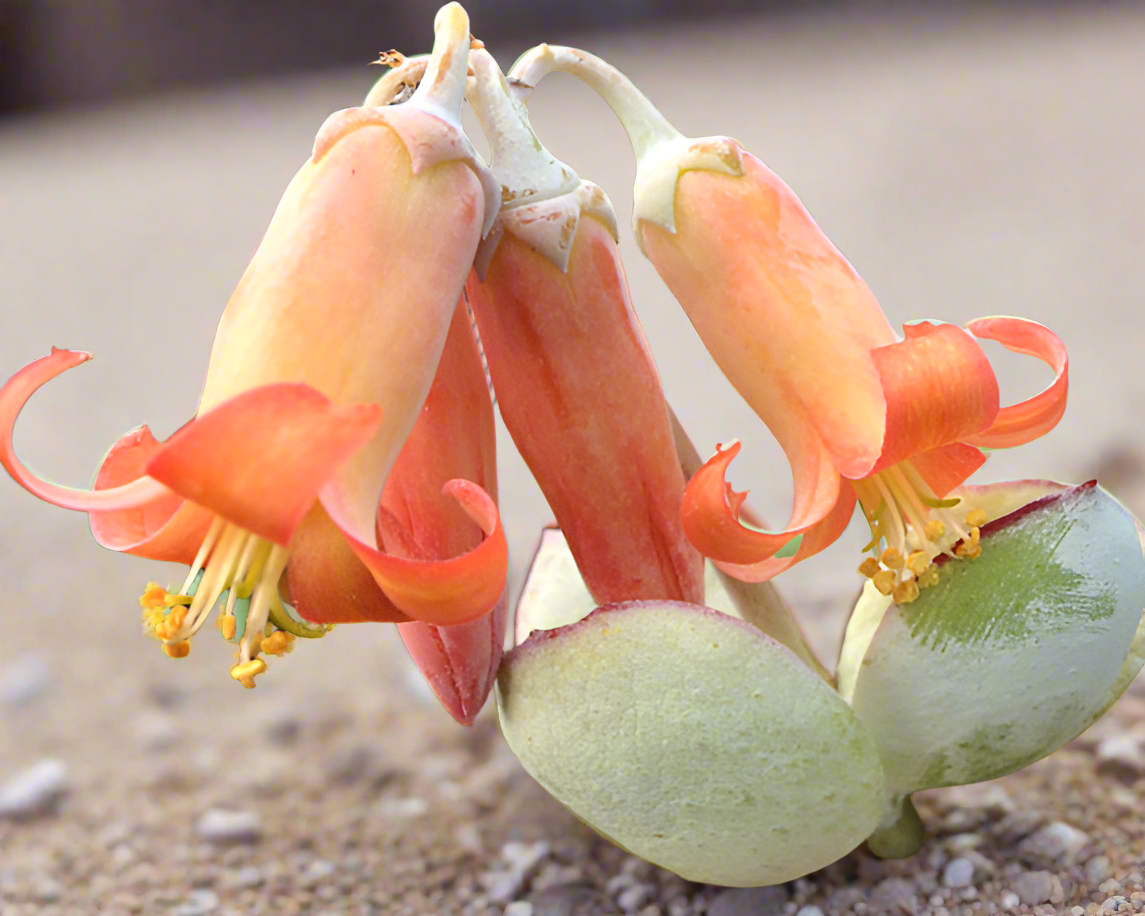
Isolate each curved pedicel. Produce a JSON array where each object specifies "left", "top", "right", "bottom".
[
  {"left": 467, "top": 47, "right": 616, "bottom": 274},
  {"left": 509, "top": 44, "right": 743, "bottom": 247}
]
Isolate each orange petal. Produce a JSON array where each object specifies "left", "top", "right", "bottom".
[
  {"left": 870, "top": 321, "right": 999, "bottom": 474},
  {"left": 908, "top": 441, "right": 988, "bottom": 499},
  {"left": 0, "top": 349, "right": 173, "bottom": 512},
  {"left": 145, "top": 383, "right": 381, "bottom": 547},
  {"left": 680, "top": 438, "right": 843, "bottom": 566},
  {"left": 380, "top": 297, "right": 509, "bottom": 721},
  {"left": 323, "top": 477, "right": 507, "bottom": 626},
  {"left": 397, "top": 592, "right": 507, "bottom": 725},
  {"left": 284, "top": 503, "right": 411, "bottom": 624},
  {"left": 467, "top": 219, "right": 703, "bottom": 605},
  {"left": 641, "top": 150, "right": 895, "bottom": 479},
  {"left": 89, "top": 423, "right": 214, "bottom": 564},
  {"left": 715, "top": 484, "right": 858, "bottom": 583},
  {"left": 964, "top": 317, "right": 1068, "bottom": 449}
]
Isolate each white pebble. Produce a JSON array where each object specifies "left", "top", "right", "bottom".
[
  {"left": 0, "top": 653, "right": 51, "bottom": 706},
  {"left": 1014, "top": 870, "right": 1055, "bottom": 905},
  {"left": 172, "top": 889, "right": 219, "bottom": 916},
  {"left": 195, "top": 807, "right": 262, "bottom": 844},
  {"left": 999, "top": 890, "right": 1020, "bottom": 910},
  {"left": 1021, "top": 821, "right": 1091, "bottom": 863},
  {"left": 1096, "top": 734, "right": 1145, "bottom": 777},
  {"left": 796, "top": 907, "right": 825, "bottom": 916},
  {"left": 503, "top": 904, "right": 533, "bottom": 916},
  {"left": 1085, "top": 855, "right": 1113, "bottom": 886},
  {"left": 0, "top": 759, "right": 68, "bottom": 818},
  {"left": 942, "top": 856, "right": 976, "bottom": 888}
]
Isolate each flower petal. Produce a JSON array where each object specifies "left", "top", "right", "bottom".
[
  {"left": 641, "top": 150, "right": 895, "bottom": 479},
  {"left": 870, "top": 322, "right": 999, "bottom": 474},
  {"left": 0, "top": 349, "right": 173, "bottom": 511},
  {"left": 283, "top": 504, "right": 412, "bottom": 624},
  {"left": 388, "top": 296, "right": 508, "bottom": 722},
  {"left": 89, "top": 424, "right": 213, "bottom": 563},
  {"left": 467, "top": 216, "right": 703, "bottom": 605},
  {"left": 323, "top": 478, "right": 507, "bottom": 626},
  {"left": 964, "top": 316, "right": 1068, "bottom": 449},
  {"left": 713, "top": 483, "right": 857, "bottom": 583},
  {"left": 145, "top": 383, "right": 381, "bottom": 547},
  {"left": 908, "top": 441, "right": 988, "bottom": 499},
  {"left": 680, "top": 437, "right": 842, "bottom": 566}
]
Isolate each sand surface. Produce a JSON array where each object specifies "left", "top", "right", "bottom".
[{"left": 2, "top": 6, "right": 1145, "bottom": 914}]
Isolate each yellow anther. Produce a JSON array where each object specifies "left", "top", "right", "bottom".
[
  {"left": 217, "top": 614, "right": 237, "bottom": 640},
  {"left": 858, "top": 557, "right": 882, "bottom": 578},
  {"left": 260, "top": 630, "right": 289, "bottom": 656},
  {"left": 968, "top": 526, "right": 981, "bottom": 546},
  {"left": 872, "top": 569, "right": 896, "bottom": 596},
  {"left": 924, "top": 519, "right": 945, "bottom": 542},
  {"left": 906, "top": 550, "right": 930, "bottom": 576},
  {"left": 880, "top": 547, "right": 905, "bottom": 570},
  {"left": 893, "top": 579, "right": 920, "bottom": 604},
  {"left": 956, "top": 541, "right": 982, "bottom": 560},
  {"left": 162, "top": 640, "right": 191, "bottom": 659},
  {"left": 230, "top": 658, "right": 267, "bottom": 684},
  {"left": 965, "top": 508, "right": 988, "bottom": 528},
  {"left": 140, "top": 582, "right": 167, "bottom": 610},
  {"left": 918, "top": 563, "right": 940, "bottom": 588},
  {"left": 238, "top": 676, "right": 257, "bottom": 689}
]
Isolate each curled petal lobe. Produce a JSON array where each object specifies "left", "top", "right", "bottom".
[
  {"left": 908, "top": 441, "right": 988, "bottom": 499},
  {"left": 965, "top": 317, "right": 1068, "bottom": 449},
  {"left": 0, "top": 349, "right": 173, "bottom": 511},
  {"left": 145, "top": 383, "right": 382, "bottom": 547},
  {"left": 284, "top": 504, "right": 411, "bottom": 625},
  {"left": 323, "top": 478, "right": 508, "bottom": 627},
  {"left": 715, "top": 484, "right": 857, "bottom": 583},
  {"left": 870, "top": 322, "right": 999, "bottom": 474},
  {"left": 680, "top": 438, "right": 842, "bottom": 566},
  {"left": 89, "top": 424, "right": 213, "bottom": 564}
]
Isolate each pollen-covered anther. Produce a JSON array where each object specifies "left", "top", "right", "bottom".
[
  {"left": 924, "top": 519, "right": 945, "bottom": 541},
  {"left": 858, "top": 557, "right": 882, "bottom": 578},
  {"left": 955, "top": 526, "right": 983, "bottom": 560},
  {"left": 892, "top": 579, "right": 920, "bottom": 604},
  {"left": 880, "top": 547, "right": 905, "bottom": 571},
  {"left": 917, "top": 563, "right": 940, "bottom": 589},
  {"left": 965, "top": 508, "right": 989, "bottom": 528},
  {"left": 872, "top": 569, "right": 896, "bottom": 596},
  {"left": 217, "top": 614, "right": 237, "bottom": 640},
  {"left": 260, "top": 630, "right": 291, "bottom": 656},
  {"left": 231, "top": 658, "right": 267, "bottom": 688},
  {"left": 162, "top": 640, "right": 191, "bottom": 659},
  {"left": 906, "top": 550, "right": 929, "bottom": 576}
]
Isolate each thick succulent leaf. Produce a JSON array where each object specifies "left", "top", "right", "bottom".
[
  {"left": 848, "top": 482, "right": 1145, "bottom": 796},
  {"left": 513, "top": 527, "right": 599, "bottom": 646},
  {"left": 497, "top": 601, "right": 885, "bottom": 887}
]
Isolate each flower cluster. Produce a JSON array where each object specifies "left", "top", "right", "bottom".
[{"left": 2, "top": 3, "right": 1142, "bottom": 887}]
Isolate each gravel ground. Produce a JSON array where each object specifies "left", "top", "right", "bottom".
[{"left": 3, "top": 6, "right": 1145, "bottom": 916}]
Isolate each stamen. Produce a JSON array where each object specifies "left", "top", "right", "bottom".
[
  {"left": 906, "top": 550, "right": 929, "bottom": 576},
  {"left": 858, "top": 557, "right": 881, "bottom": 578},
  {"left": 872, "top": 569, "right": 896, "bottom": 596},
  {"left": 892, "top": 579, "right": 920, "bottom": 604},
  {"left": 965, "top": 509, "right": 988, "bottom": 528},
  {"left": 924, "top": 519, "right": 945, "bottom": 541},
  {"left": 880, "top": 547, "right": 905, "bottom": 571}
]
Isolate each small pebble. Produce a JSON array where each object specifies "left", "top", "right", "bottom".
[
  {"left": 0, "top": 759, "right": 68, "bottom": 818},
  {"left": 504, "top": 904, "right": 534, "bottom": 916},
  {"left": 528, "top": 884, "right": 611, "bottom": 916},
  {"left": 195, "top": 808, "right": 262, "bottom": 844},
  {"left": 0, "top": 653, "right": 50, "bottom": 706},
  {"left": 172, "top": 889, "right": 219, "bottom": 916},
  {"left": 502, "top": 840, "right": 551, "bottom": 874},
  {"left": 1014, "top": 870, "right": 1055, "bottom": 905},
  {"left": 708, "top": 885, "right": 789, "bottom": 916},
  {"left": 1096, "top": 734, "right": 1145, "bottom": 778},
  {"left": 1020, "top": 820, "right": 1091, "bottom": 864},
  {"left": 870, "top": 877, "right": 917, "bottom": 913},
  {"left": 796, "top": 907, "right": 825, "bottom": 916},
  {"left": 376, "top": 797, "right": 428, "bottom": 818},
  {"left": 999, "top": 890, "right": 1020, "bottom": 909},
  {"left": 1085, "top": 855, "right": 1113, "bottom": 887},
  {"left": 616, "top": 883, "right": 651, "bottom": 912},
  {"left": 942, "top": 857, "right": 976, "bottom": 888},
  {"left": 1101, "top": 896, "right": 1129, "bottom": 913},
  {"left": 133, "top": 711, "right": 180, "bottom": 751}
]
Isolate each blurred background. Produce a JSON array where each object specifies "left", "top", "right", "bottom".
[{"left": 2, "top": 2, "right": 1145, "bottom": 914}]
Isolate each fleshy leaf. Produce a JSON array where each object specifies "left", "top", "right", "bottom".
[
  {"left": 848, "top": 481, "right": 1145, "bottom": 799},
  {"left": 496, "top": 601, "right": 886, "bottom": 887}
]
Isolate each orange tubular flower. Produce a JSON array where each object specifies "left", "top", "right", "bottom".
[
  {"left": 0, "top": 3, "right": 507, "bottom": 689},
  {"left": 511, "top": 45, "right": 1068, "bottom": 598},
  {"left": 464, "top": 48, "right": 703, "bottom": 605}
]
